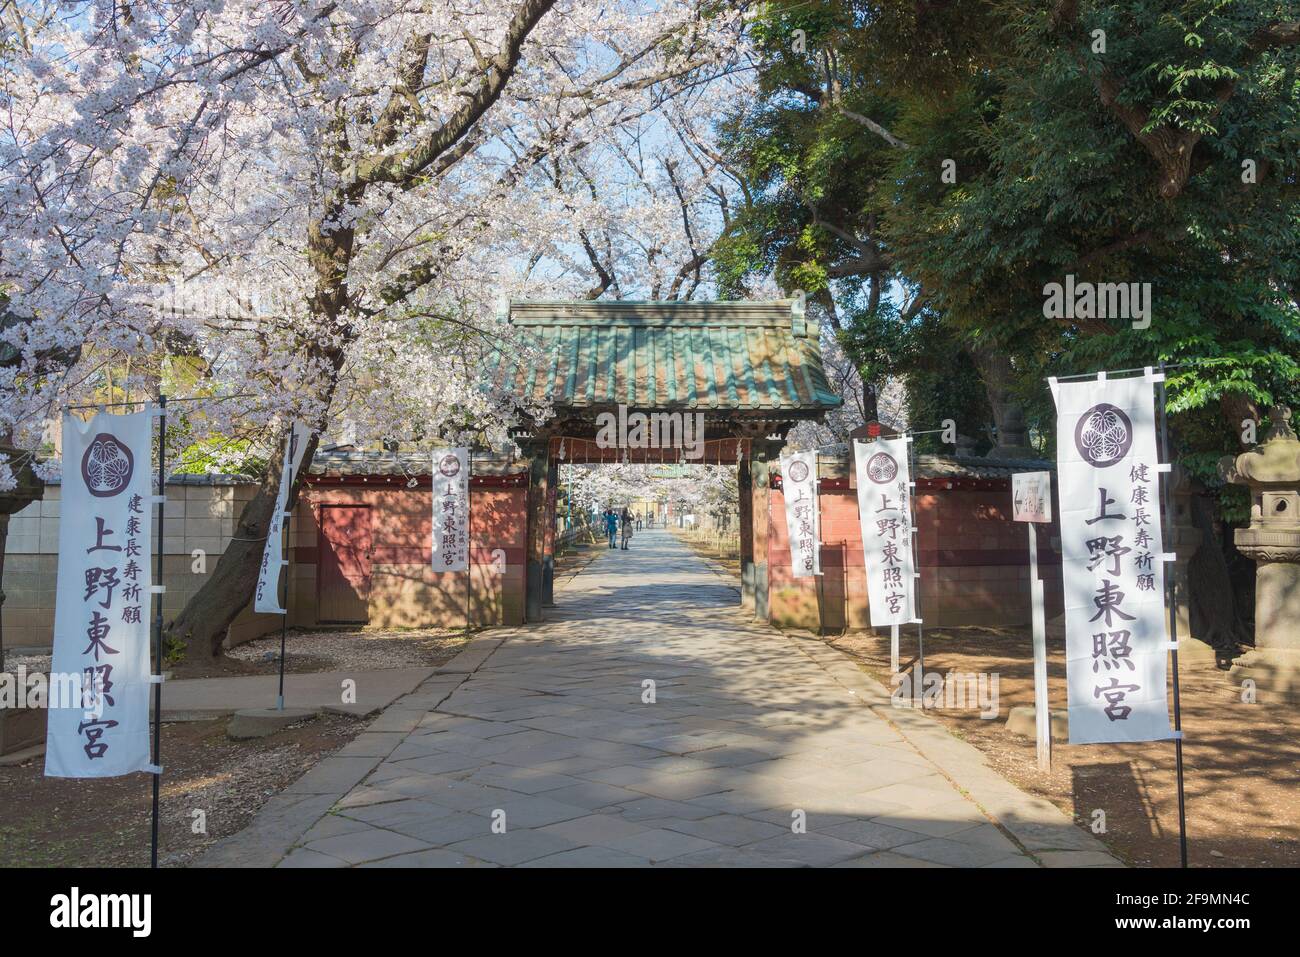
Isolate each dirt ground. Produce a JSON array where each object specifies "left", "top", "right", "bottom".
[
  {"left": 1, "top": 627, "right": 471, "bottom": 868},
  {"left": 673, "top": 527, "right": 741, "bottom": 577},
  {"left": 9, "top": 626, "right": 474, "bottom": 681},
  {"left": 827, "top": 627, "right": 1299, "bottom": 868},
  {"left": 0, "top": 713, "right": 364, "bottom": 867},
  {"left": 172, "top": 626, "right": 473, "bottom": 679},
  {"left": 678, "top": 531, "right": 1297, "bottom": 868}
]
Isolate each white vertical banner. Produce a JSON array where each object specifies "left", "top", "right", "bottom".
[
  {"left": 855, "top": 438, "right": 916, "bottom": 627},
  {"left": 255, "top": 420, "right": 311, "bottom": 615},
  {"left": 1052, "top": 373, "right": 1173, "bottom": 744},
  {"left": 45, "top": 411, "right": 155, "bottom": 778},
  {"left": 780, "top": 449, "right": 821, "bottom": 577},
  {"left": 431, "top": 447, "right": 470, "bottom": 572}
]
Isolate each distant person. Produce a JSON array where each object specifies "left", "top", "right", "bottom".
[
  {"left": 636, "top": 513, "right": 643, "bottom": 530},
  {"left": 604, "top": 509, "right": 618, "bottom": 549}
]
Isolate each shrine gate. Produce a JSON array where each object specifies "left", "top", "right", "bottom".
[{"left": 488, "top": 299, "right": 842, "bottom": 622}]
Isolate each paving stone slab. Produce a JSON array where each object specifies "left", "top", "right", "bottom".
[
  {"left": 891, "top": 835, "right": 1027, "bottom": 868},
  {"left": 358, "top": 848, "right": 499, "bottom": 868},
  {"left": 194, "top": 793, "right": 338, "bottom": 867},
  {"left": 538, "top": 813, "right": 652, "bottom": 845},
  {"left": 384, "top": 811, "right": 498, "bottom": 846},
  {"left": 658, "top": 814, "right": 787, "bottom": 847},
  {"left": 448, "top": 830, "right": 582, "bottom": 866},
  {"left": 279, "top": 848, "right": 350, "bottom": 868},
  {"left": 284, "top": 755, "right": 385, "bottom": 795},
  {"left": 604, "top": 828, "right": 721, "bottom": 862},
  {"left": 303, "top": 826, "right": 432, "bottom": 864},
  {"left": 830, "top": 850, "right": 948, "bottom": 868},
  {"left": 743, "top": 832, "right": 879, "bottom": 867},
  {"left": 519, "top": 846, "right": 652, "bottom": 868}
]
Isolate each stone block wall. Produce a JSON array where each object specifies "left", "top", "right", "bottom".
[{"left": 2, "top": 478, "right": 276, "bottom": 651}]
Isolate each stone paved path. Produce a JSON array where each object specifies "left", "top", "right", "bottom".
[{"left": 199, "top": 528, "right": 1118, "bottom": 868}]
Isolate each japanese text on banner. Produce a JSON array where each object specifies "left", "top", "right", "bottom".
[
  {"left": 431, "top": 448, "right": 470, "bottom": 572},
  {"left": 855, "top": 438, "right": 916, "bottom": 628},
  {"left": 45, "top": 411, "right": 154, "bottom": 778},
  {"left": 780, "top": 450, "right": 821, "bottom": 578},
  {"left": 1052, "top": 374, "right": 1174, "bottom": 745}
]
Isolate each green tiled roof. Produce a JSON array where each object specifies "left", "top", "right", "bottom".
[{"left": 488, "top": 300, "right": 842, "bottom": 414}]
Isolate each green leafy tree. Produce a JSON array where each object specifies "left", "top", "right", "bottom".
[{"left": 722, "top": 0, "right": 1299, "bottom": 647}]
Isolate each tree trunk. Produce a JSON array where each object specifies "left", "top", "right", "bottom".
[
  {"left": 163, "top": 0, "right": 556, "bottom": 657},
  {"left": 165, "top": 430, "right": 323, "bottom": 659},
  {"left": 863, "top": 381, "right": 880, "bottom": 425},
  {"left": 969, "top": 344, "right": 1035, "bottom": 458}
]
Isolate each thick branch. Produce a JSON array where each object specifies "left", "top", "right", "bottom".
[
  {"left": 357, "top": 0, "right": 556, "bottom": 187},
  {"left": 839, "top": 108, "right": 909, "bottom": 149}
]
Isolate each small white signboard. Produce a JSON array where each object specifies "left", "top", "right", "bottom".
[
  {"left": 1012, "top": 471, "right": 1052, "bottom": 524},
  {"left": 1011, "top": 469, "right": 1053, "bottom": 771}
]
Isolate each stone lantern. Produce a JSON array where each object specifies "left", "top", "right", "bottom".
[{"left": 1219, "top": 406, "right": 1300, "bottom": 703}]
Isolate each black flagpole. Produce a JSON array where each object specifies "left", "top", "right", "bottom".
[
  {"left": 150, "top": 394, "right": 167, "bottom": 869},
  {"left": 277, "top": 440, "right": 294, "bottom": 711},
  {"left": 907, "top": 433, "right": 923, "bottom": 708},
  {"left": 1157, "top": 360, "right": 1189, "bottom": 867}
]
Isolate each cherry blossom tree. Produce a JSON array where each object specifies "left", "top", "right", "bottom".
[
  {"left": 1, "top": 0, "right": 750, "bottom": 657},
  {"left": 521, "top": 98, "right": 742, "bottom": 300},
  {"left": 564, "top": 461, "right": 737, "bottom": 526}
]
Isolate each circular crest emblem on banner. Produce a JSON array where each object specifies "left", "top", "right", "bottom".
[
  {"left": 866, "top": 452, "right": 898, "bottom": 484},
  {"left": 1074, "top": 403, "right": 1132, "bottom": 468},
  {"left": 787, "top": 460, "right": 810, "bottom": 484},
  {"left": 438, "top": 454, "right": 462, "bottom": 477},
  {"left": 82, "top": 433, "right": 134, "bottom": 497}
]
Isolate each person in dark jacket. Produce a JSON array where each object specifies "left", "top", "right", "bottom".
[{"left": 604, "top": 509, "right": 618, "bottom": 548}]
